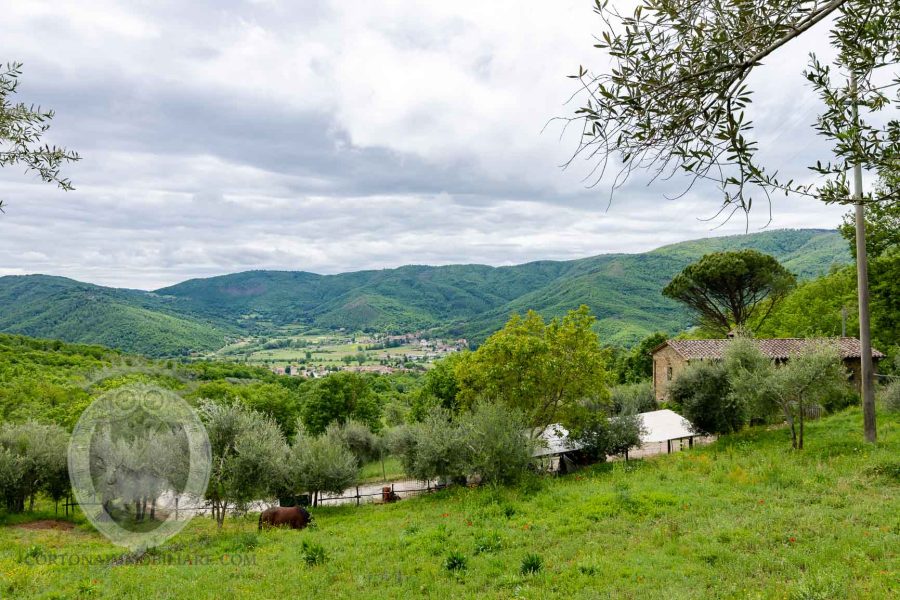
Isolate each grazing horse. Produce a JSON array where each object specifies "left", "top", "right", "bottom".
[{"left": 258, "top": 505, "right": 312, "bottom": 531}]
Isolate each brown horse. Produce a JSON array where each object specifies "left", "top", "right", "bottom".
[{"left": 258, "top": 505, "right": 312, "bottom": 531}]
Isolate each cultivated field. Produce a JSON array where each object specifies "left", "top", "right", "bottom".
[{"left": 1, "top": 408, "right": 897, "bottom": 599}]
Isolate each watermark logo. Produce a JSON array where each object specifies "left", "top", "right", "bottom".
[{"left": 68, "top": 384, "right": 211, "bottom": 550}]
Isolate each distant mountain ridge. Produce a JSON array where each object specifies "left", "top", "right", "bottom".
[{"left": 0, "top": 229, "right": 850, "bottom": 355}]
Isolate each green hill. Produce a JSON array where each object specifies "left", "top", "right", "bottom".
[
  {"left": 440, "top": 228, "right": 851, "bottom": 344},
  {"left": 0, "top": 229, "right": 850, "bottom": 354},
  {"left": 0, "top": 275, "right": 235, "bottom": 357}
]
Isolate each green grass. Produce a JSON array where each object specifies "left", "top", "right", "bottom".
[
  {"left": 359, "top": 457, "right": 405, "bottom": 483},
  {"left": 2, "top": 408, "right": 898, "bottom": 599}
]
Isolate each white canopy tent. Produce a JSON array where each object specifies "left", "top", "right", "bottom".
[
  {"left": 531, "top": 409, "right": 700, "bottom": 463},
  {"left": 637, "top": 409, "right": 699, "bottom": 455},
  {"left": 639, "top": 409, "right": 695, "bottom": 443},
  {"left": 532, "top": 423, "right": 583, "bottom": 458}
]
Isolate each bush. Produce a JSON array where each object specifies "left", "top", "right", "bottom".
[
  {"left": 819, "top": 385, "right": 859, "bottom": 414},
  {"left": 444, "top": 550, "right": 468, "bottom": 572},
  {"left": 521, "top": 553, "right": 543, "bottom": 575},
  {"left": 881, "top": 381, "right": 900, "bottom": 413},
  {"left": 458, "top": 403, "right": 533, "bottom": 485},
  {"left": 300, "top": 540, "right": 327, "bottom": 566},
  {"left": 669, "top": 362, "right": 746, "bottom": 435},
  {"left": 610, "top": 382, "right": 656, "bottom": 415}
]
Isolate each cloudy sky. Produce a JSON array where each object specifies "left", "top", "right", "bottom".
[{"left": 0, "top": 0, "right": 850, "bottom": 290}]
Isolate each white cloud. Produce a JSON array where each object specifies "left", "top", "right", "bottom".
[{"left": 0, "top": 0, "right": 850, "bottom": 289}]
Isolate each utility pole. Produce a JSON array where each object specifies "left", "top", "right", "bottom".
[{"left": 851, "top": 72, "right": 877, "bottom": 443}]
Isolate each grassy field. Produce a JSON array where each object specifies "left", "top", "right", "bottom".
[
  {"left": 212, "top": 328, "right": 431, "bottom": 368},
  {"left": 1, "top": 408, "right": 898, "bottom": 599},
  {"left": 359, "top": 457, "right": 406, "bottom": 483}
]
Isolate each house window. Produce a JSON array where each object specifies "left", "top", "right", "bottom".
[{"left": 666, "top": 366, "right": 673, "bottom": 381}]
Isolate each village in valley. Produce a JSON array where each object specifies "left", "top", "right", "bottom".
[{"left": 212, "top": 329, "right": 469, "bottom": 378}]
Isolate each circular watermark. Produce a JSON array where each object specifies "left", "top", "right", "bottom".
[{"left": 68, "top": 384, "right": 211, "bottom": 551}]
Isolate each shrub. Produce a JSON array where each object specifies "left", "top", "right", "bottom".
[
  {"left": 521, "top": 553, "right": 543, "bottom": 575},
  {"left": 610, "top": 382, "right": 656, "bottom": 415},
  {"left": 669, "top": 362, "right": 746, "bottom": 435},
  {"left": 300, "top": 540, "right": 327, "bottom": 566},
  {"left": 458, "top": 403, "right": 533, "bottom": 485},
  {"left": 444, "top": 550, "right": 468, "bottom": 572},
  {"left": 881, "top": 380, "right": 900, "bottom": 413}
]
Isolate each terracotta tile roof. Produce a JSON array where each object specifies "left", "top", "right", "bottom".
[{"left": 658, "top": 338, "right": 885, "bottom": 361}]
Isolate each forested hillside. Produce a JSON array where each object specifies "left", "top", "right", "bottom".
[
  {"left": 0, "top": 229, "right": 849, "bottom": 355},
  {"left": 0, "top": 275, "right": 235, "bottom": 356}
]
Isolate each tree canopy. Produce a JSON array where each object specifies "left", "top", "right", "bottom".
[
  {"left": 455, "top": 305, "right": 609, "bottom": 434},
  {"left": 663, "top": 250, "right": 796, "bottom": 334},
  {"left": 299, "top": 372, "right": 381, "bottom": 435},
  {"left": 564, "top": 0, "right": 899, "bottom": 213}
]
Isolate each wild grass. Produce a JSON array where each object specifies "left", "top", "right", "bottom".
[
  {"left": 1, "top": 407, "right": 897, "bottom": 599},
  {"left": 359, "top": 457, "right": 405, "bottom": 483}
]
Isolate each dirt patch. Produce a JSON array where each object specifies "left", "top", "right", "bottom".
[{"left": 16, "top": 519, "right": 76, "bottom": 531}]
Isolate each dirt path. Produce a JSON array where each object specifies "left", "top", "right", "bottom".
[{"left": 16, "top": 519, "right": 75, "bottom": 531}]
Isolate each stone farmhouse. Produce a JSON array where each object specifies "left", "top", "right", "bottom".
[{"left": 651, "top": 337, "right": 885, "bottom": 402}]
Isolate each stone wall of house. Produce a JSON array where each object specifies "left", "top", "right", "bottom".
[
  {"left": 653, "top": 345, "right": 687, "bottom": 402},
  {"left": 842, "top": 357, "right": 881, "bottom": 390}
]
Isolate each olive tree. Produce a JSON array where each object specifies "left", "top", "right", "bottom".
[
  {"left": 728, "top": 341, "right": 849, "bottom": 449},
  {"left": 289, "top": 429, "right": 359, "bottom": 507},
  {"left": 325, "top": 419, "right": 380, "bottom": 467},
  {"left": 568, "top": 397, "right": 644, "bottom": 462},
  {"left": 199, "top": 401, "right": 289, "bottom": 527},
  {"left": 390, "top": 409, "right": 469, "bottom": 484},
  {"left": 89, "top": 424, "right": 190, "bottom": 522},
  {"left": 1, "top": 62, "right": 80, "bottom": 211},
  {"left": 610, "top": 382, "right": 657, "bottom": 416},
  {"left": 669, "top": 362, "right": 747, "bottom": 435},
  {"left": 457, "top": 403, "right": 534, "bottom": 485},
  {"left": 0, "top": 421, "right": 69, "bottom": 513},
  {"left": 767, "top": 344, "right": 849, "bottom": 449}
]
